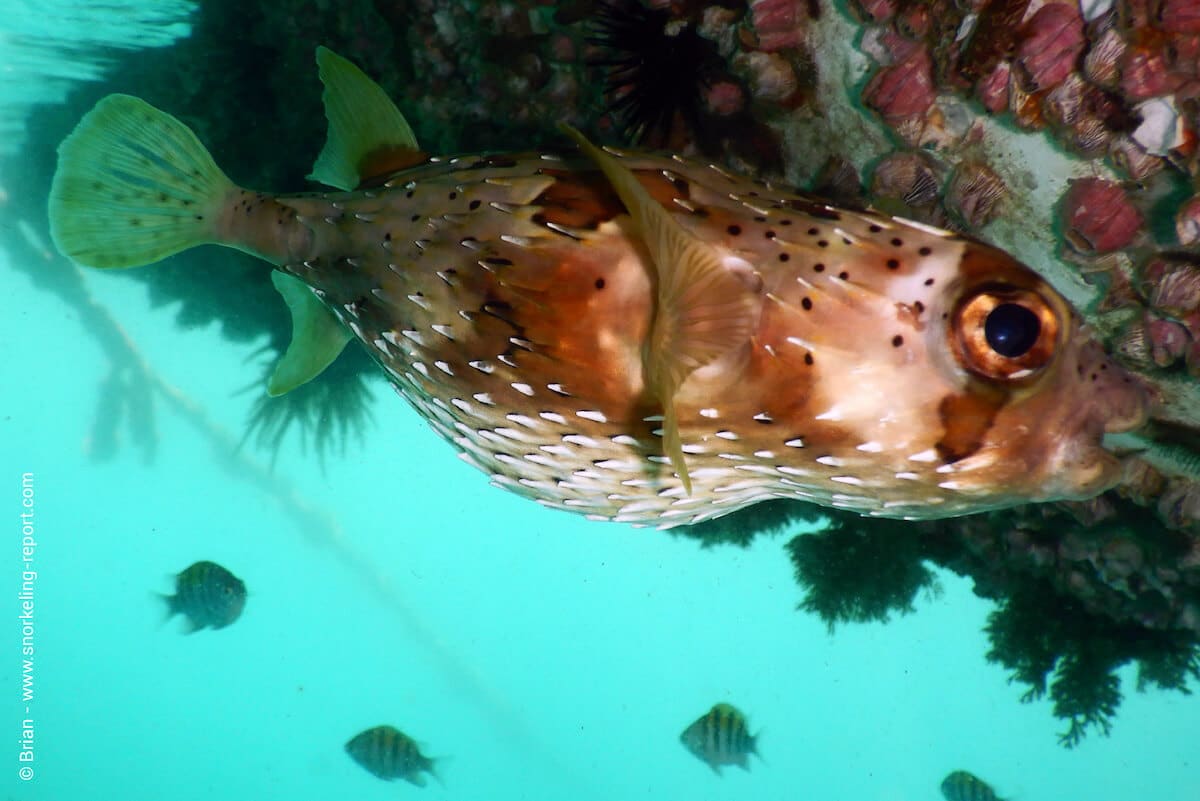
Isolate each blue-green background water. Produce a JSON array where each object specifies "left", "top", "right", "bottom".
[{"left": 1, "top": 3, "right": 1197, "bottom": 800}]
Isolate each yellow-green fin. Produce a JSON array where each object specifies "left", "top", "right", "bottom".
[
  {"left": 267, "top": 271, "right": 352, "bottom": 396},
  {"left": 48, "top": 94, "right": 234, "bottom": 268},
  {"left": 309, "top": 46, "right": 420, "bottom": 191},
  {"left": 560, "top": 125, "right": 760, "bottom": 494}
]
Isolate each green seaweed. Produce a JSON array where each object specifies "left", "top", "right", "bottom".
[
  {"left": 984, "top": 575, "right": 1200, "bottom": 747},
  {"left": 241, "top": 345, "right": 379, "bottom": 470},
  {"left": 786, "top": 513, "right": 945, "bottom": 630}
]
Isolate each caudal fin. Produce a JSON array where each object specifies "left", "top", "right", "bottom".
[{"left": 48, "top": 94, "right": 234, "bottom": 268}]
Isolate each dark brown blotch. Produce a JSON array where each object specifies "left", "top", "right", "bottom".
[{"left": 935, "top": 392, "right": 1001, "bottom": 463}]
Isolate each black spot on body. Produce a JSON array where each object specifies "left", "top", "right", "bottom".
[
  {"left": 804, "top": 353, "right": 814, "bottom": 365},
  {"left": 892, "top": 335, "right": 904, "bottom": 347},
  {"left": 779, "top": 253, "right": 790, "bottom": 262},
  {"left": 918, "top": 246, "right": 932, "bottom": 256},
  {"left": 886, "top": 258, "right": 900, "bottom": 269},
  {"left": 838, "top": 270, "right": 849, "bottom": 280},
  {"left": 890, "top": 237, "right": 903, "bottom": 247},
  {"left": 801, "top": 297, "right": 812, "bottom": 310},
  {"left": 814, "top": 263, "right": 825, "bottom": 272},
  {"left": 924, "top": 278, "right": 935, "bottom": 286},
  {"left": 595, "top": 278, "right": 606, "bottom": 289},
  {"left": 728, "top": 224, "right": 742, "bottom": 236},
  {"left": 469, "top": 199, "right": 481, "bottom": 210}
]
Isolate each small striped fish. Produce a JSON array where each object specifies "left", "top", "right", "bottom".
[
  {"left": 941, "top": 769, "right": 1005, "bottom": 801},
  {"left": 344, "top": 724, "right": 439, "bottom": 787},
  {"left": 48, "top": 48, "right": 1147, "bottom": 527},
  {"left": 679, "top": 702, "right": 759, "bottom": 775},
  {"left": 162, "top": 560, "right": 245, "bottom": 632}
]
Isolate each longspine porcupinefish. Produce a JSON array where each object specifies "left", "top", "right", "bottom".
[{"left": 47, "top": 48, "right": 1147, "bottom": 527}]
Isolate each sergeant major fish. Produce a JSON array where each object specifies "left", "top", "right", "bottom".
[
  {"left": 162, "top": 560, "right": 246, "bottom": 632},
  {"left": 940, "top": 769, "right": 1006, "bottom": 801},
  {"left": 48, "top": 48, "right": 1147, "bottom": 526},
  {"left": 679, "top": 702, "right": 759, "bottom": 775},
  {"left": 345, "top": 724, "right": 440, "bottom": 787}
]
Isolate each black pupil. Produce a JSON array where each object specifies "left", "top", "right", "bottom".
[{"left": 984, "top": 303, "right": 1040, "bottom": 358}]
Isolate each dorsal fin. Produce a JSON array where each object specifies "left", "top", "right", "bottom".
[
  {"left": 559, "top": 125, "right": 761, "bottom": 494},
  {"left": 309, "top": 46, "right": 422, "bottom": 191}
]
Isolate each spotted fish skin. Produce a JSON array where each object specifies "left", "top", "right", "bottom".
[
  {"left": 236, "top": 153, "right": 1144, "bottom": 524},
  {"left": 48, "top": 51, "right": 1148, "bottom": 527}
]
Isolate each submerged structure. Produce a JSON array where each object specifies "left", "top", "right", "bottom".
[{"left": 8, "top": 0, "right": 1200, "bottom": 746}]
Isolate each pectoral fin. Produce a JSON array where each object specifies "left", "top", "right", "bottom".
[
  {"left": 267, "top": 271, "right": 351, "bottom": 396},
  {"left": 560, "top": 125, "right": 760, "bottom": 493}
]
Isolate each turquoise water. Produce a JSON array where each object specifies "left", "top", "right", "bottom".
[{"left": 2, "top": 4, "right": 1198, "bottom": 801}]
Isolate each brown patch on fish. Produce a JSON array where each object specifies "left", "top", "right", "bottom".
[
  {"left": 530, "top": 169, "right": 623, "bottom": 229},
  {"left": 531, "top": 167, "right": 692, "bottom": 232},
  {"left": 356, "top": 147, "right": 430, "bottom": 188},
  {"left": 936, "top": 392, "right": 1002, "bottom": 463}
]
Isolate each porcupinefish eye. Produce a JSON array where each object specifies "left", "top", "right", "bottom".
[
  {"left": 984, "top": 302, "right": 1040, "bottom": 357},
  {"left": 951, "top": 285, "right": 1063, "bottom": 381}
]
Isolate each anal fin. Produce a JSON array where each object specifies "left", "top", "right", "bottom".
[{"left": 267, "top": 271, "right": 352, "bottom": 396}]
